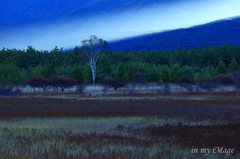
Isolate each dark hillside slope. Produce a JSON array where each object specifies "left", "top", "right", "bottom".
[{"left": 108, "top": 17, "right": 240, "bottom": 52}]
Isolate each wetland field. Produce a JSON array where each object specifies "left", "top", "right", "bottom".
[{"left": 0, "top": 90, "right": 240, "bottom": 158}]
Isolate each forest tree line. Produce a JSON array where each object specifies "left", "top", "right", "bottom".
[{"left": 0, "top": 43, "right": 240, "bottom": 86}]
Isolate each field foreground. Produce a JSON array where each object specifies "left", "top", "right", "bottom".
[{"left": 0, "top": 91, "right": 240, "bottom": 158}]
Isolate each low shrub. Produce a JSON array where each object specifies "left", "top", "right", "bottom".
[
  {"left": 200, "top": 83, "right": 216, "bottom": 92},
  {"left": 97, "top": 74, "right": 110, "bottom": 84},
  {"left": 75, "top": 84, "right": 85, "bottom": 94},
  {"left": 104, "top": 78, "right": 126, "bottom": 91},
  {"left": 163, "top": 83, "right": 171, "bottom": 93},
  {"left": 176, "top": 74, "right": 194, "bottom": 84},
  {"left": 213, "top": 74, "right": 235, "bottom": 86},
  {"left": 0, "top": 85, "right": 22, "bottom": 97},
  {"left": 232, "top": 72, "right": 240, "bottom": 89}
]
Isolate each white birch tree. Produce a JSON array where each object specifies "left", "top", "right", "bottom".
[{"left": 81, "top": 35, "right": 110, "bottom": 86}]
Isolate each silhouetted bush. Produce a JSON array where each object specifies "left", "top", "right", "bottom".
[
  {"left": 132, "top": 72, "right": 148, "bottom": 84},
  {"left": 176, "top": 74, "right": 194, "bottom": 84},
  {"left": 49, "top": 75, "right": 76, "bottom": 92},
  {"left": 26, "top": 75, "right": 49, "bottom": 92},
  {"left": 97, "top": 74, "right": 110, "bottom": 84},
  {"left": 104, "top": 78, "right": 126, "bottom": 91},
  {"left": 213, "top": 74, "right": 235, "bottom": 86}
]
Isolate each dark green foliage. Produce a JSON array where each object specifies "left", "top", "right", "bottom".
[
  {"left": 171, "top": 63, "right": 180, "bottom": 81},
  {"left": 35, "top": 64, "right": 43, "bottom": 76},
  {"left": 0, "top": 75, "right": 7, "bottom": 86},
  {"left": 42, "top": 64, "right": 56, "bottom": 78},
  {"left": 127, "top": 64, "right": 134, "bottom": 81},
  {"left": 173, "top": 69, "right": 185, "bottom": 83},
  {"left": 20, "top": 74, "right": 27, "bottom": 86},
  {"left": 4, "top": 63, "right": 21, "bottom": 86},
  {"left": 97, "top": 55, "right": 111, "bottom": 76},
  {"left": 194, "top": 72, "right": 200, "bottom": 83},
  {"left": 182, "top": 66, "right": 194, "bottom": 77},
  {"left": 159, "top": 65, "right": 171, "bottom": 83},
  {"left": 147, "top": 65, "right": 160, "bottom": 82},
  {"left": 122, "top": 72, "right": 129, "bottom": 83},
  {"left": 216, "top": 60, "right": 227, "bottom": 75},
  {"left": 84, "top": 65, "right": 93, "bottom": 84},
  {"left": 2, "top": 43, "right": 240, "bottom": 87},
  {"left": 26, "top": 66, "right": 35, "bottom": 79},
  {"left": 116, "top": 64, "right": 125, "bottom": 80},
  {"left": 228, "top": 58, "right": 240, "bottom": 73},
  {"left": 72, "top": 65, "right": 83, "bottom": 84},
  {"left": 5, "top": 56, "right": 16, "bottom": 65},
  {"left": 132, "top": 72, "right": 148, "bottom": 84},
  {"left": 203, "top": 73, "right": 212, "bottom": 83},
  {"left": 137, "top": 64, "right": 147, "bottom": 74}
]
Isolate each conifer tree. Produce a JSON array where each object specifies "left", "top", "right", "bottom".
[
  {"left": 128, "top": 64, "right": 134, "bottom": 81},
  {"left": 72, "top": 65, "right": 83, "bottom": 84},
  {"left": 97, "top": 55, "right": 111, "bottom": 75},
  {"left": 0, "top": 75, "right": 7, "bottom": 86},
  {"left": 35, "top": 64, "right": 43, "bottom": 76},
  {"left": 6, "top": 74, "right": 14, "bottom": 86},
  {"left": 203, "top": 73, "right": 211, "bottom": 83},
  {"left": 122, "top": 72, "right": 129, "bottom": 83},
  {"left": 228, "top": 58, "right": 240, "bottom": 73},
  {"left": 5, "top": 56, "right": 16, "bottom": 65},
  {"left": 194, "top": 72, "right": 200, "bottom": 83},
  {"left": 216, "top": 60, "right": 227, "bottom": 75},
  {"left": 64, "top": 66, "right": 73, "bottom": 77},
  {"left": 171, "top": 63, "right": 180, "bottom": 81},
  {"left": 42, "top": 64, "right": 56, "bottom": 78},
  {"left": 137, "top": 64, "right": 147, "bottom": 73},
  {"left": 64, "top": 56, "right": 70, "bottom": 66},
  {"left": 173, "top": 69, "right": 185, "bottom": 83},
  {"left": 116, "top": 64, "right": 125, "bottom": 79},
  {"left": 147, "top": 65, "right": 160, "bottom": 82},
  {"left": 85, "top": 65, "right": 93, "bottom": 84},
  {"left": 159, "top": 65, "right": 171, "bottom": 83},
  {"left": 5, "top": 63, "right": 21, "bottom": 86}
]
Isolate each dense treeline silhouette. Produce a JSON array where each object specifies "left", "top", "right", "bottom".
[{"left": 0, "top": 43, "right": 240, "bottom": 87}]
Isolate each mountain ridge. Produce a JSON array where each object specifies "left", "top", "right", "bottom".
[{"left": 107, "top": 16, "right": 240, "bottom": 52}]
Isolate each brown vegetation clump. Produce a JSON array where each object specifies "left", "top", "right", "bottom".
[
  {"left": 26, "top": 75, "right": 48, "bottom": 92},
  {"left": 177, "top": 74, "right": 194, "bottom": 85},
  {"left": 103, "top": 78, "right": 126, "bottom": 91},
  {"left": 213, "top": 74, "right": 235, "bottom": 86}
]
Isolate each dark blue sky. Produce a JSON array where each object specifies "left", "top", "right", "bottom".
[{"left": 0, "top": 0, "right": 239, "bottom": 51}]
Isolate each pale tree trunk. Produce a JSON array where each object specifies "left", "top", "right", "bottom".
[
  {"left": 91, "top": 65, "right": 96, "bottom": 86},
  {"left": 92, "top": 71, "right": 95, "bottom": 86}
]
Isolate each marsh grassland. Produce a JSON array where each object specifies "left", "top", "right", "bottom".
[{"left": 0, "top": 91, "right": 240, "bottom": 158}]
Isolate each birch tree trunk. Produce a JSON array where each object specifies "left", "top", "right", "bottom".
[{"left": 81, "top": 35, "right": 110, "bottom": 86}]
